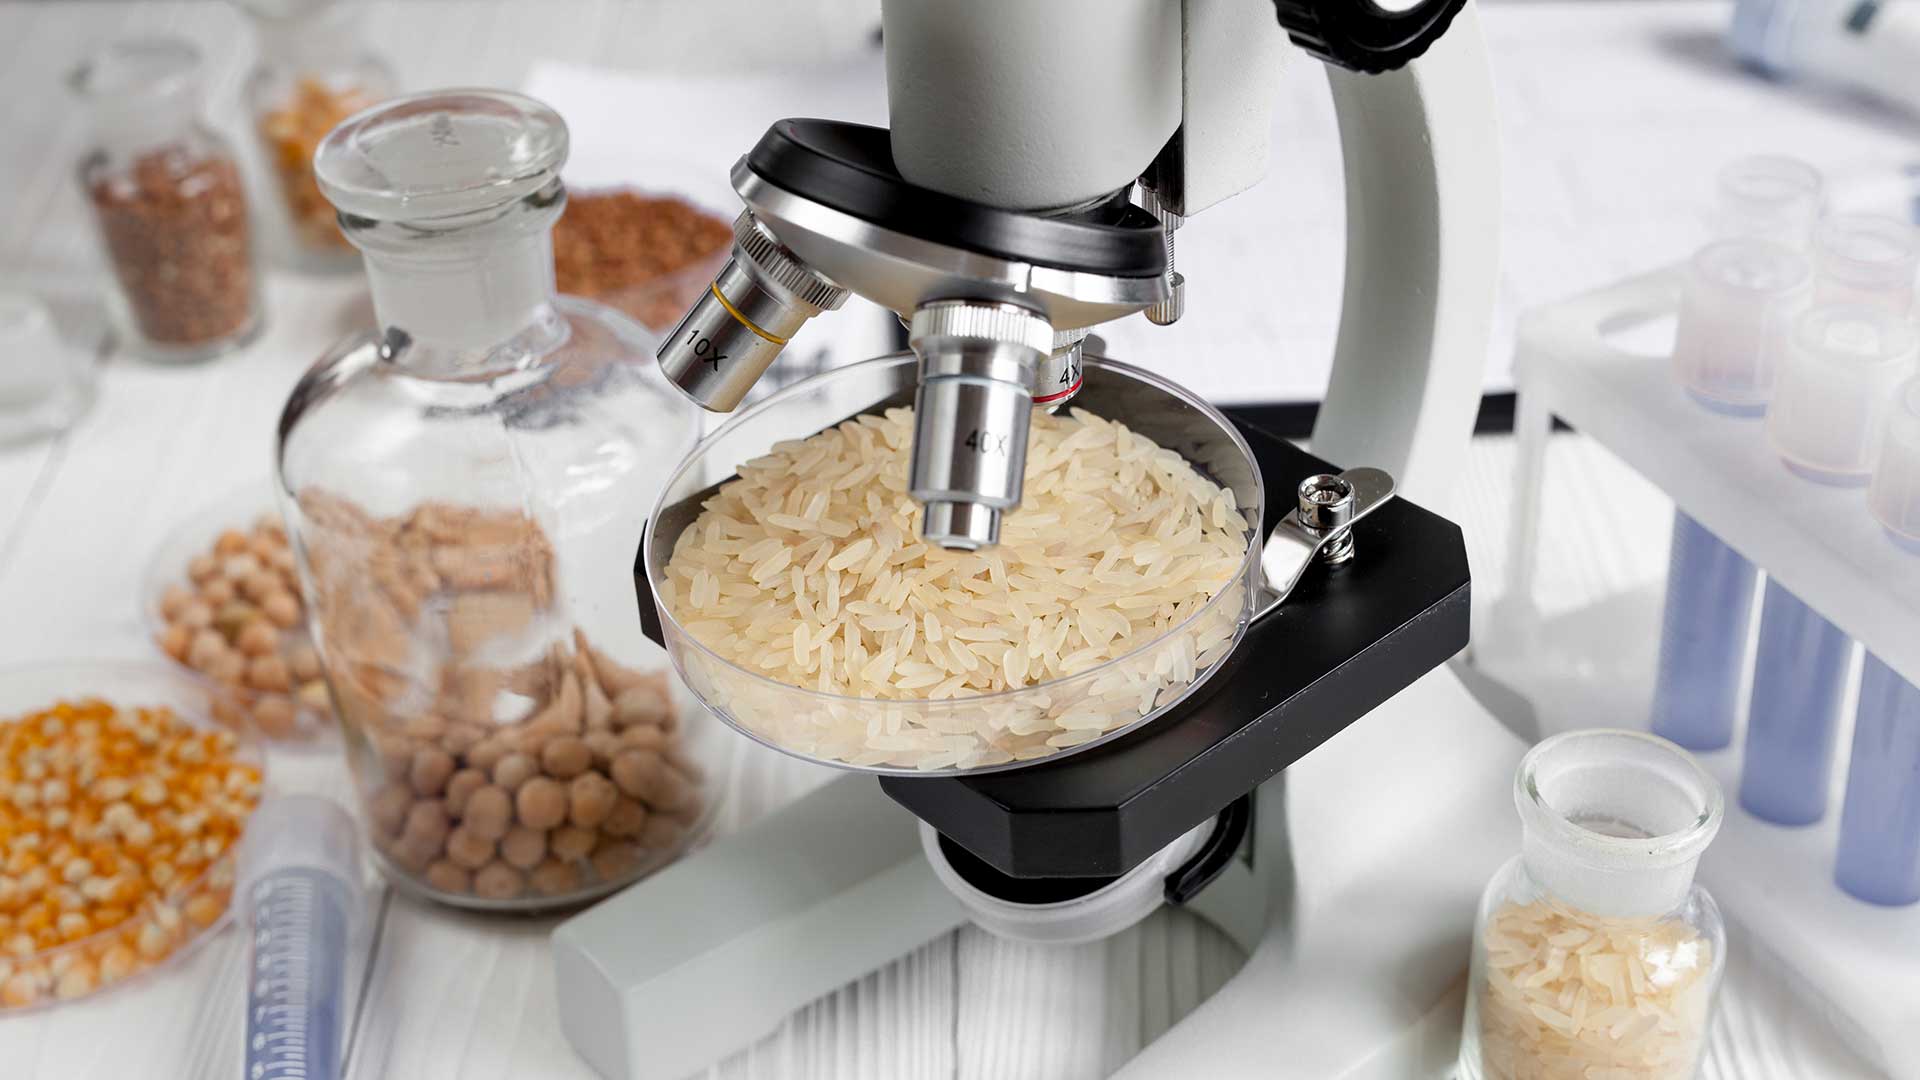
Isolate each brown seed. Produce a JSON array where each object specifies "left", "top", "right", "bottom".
[
  {"left": 463, "top": 785, "right": 513, "bottom": 840},
  {"left": 222, "top": 553, "right": 262, "bottom": 581},
  {"left": 590, "top": 841, "right": 641, "bottom": 883},
  {"left": 201, "top": 577, "right": 238, "bottom": 607},
  {"left": 160, "top": 583, "right": 194, "bottom": 619},
  {"left": 401, "top": 800, "right": 450, "bottom": 850},
  {"left": 600, "top": 797, "right": 648, "bottom": 839},
  {"left": 262, "top": 592, "right": 301, "bottom": 628},
  {"left": 439, "top": 723, "right": 483, "bottom": 756},
  {"left": 541, "top": 736, "right": 592, "bottom": 780},
  {"left": 159, "top": 623, "right": 193, "bottom": 663},
  {"left": 664, "top": 745, "right": 708, "bottom": 785},
  {"left": 213, "top": 601, "right": 260, "bottom": 638},
  {"left": 515, "top": 777, "right": 567, "bottom": 830},
  {"left": 367, "top": 783, "right": 412, "bottom": 838},
  {"left": 288, "top": 643, "right": 322, "bottom": 681},
  {"left": 241, "top": 571, "right": 281, "bottom": 604},
  {"left": 388, "top": 833, "right": 437, "bottom": 873},
  {"left": 472, "top": 861, "right": 525, "bottom": 901},
  {"left": 235, "top": 620, "right": 279, "bottom": 657},
  {"left": 583, "top": 731, "right": 623, "bottom": 768},
  {"left": 254, "top": 694, "right": 298, "bottom": 738},
  {"left": 214, "top": 529, "right": 250, "bottom": 557},
  {"left": 528, "top": 858, "right": 582, "bottom": 897},
  {"left": 445, "top": 825, "right": 495, "bottom": 870},
  {"left": 187, "top": 554, "right": 219, "bottom": 584},
  {"left": 443, "top": 769, "right": 486, "bottom": 817},
  {"left": 372, "top": 734, "right": 415, "bottom": 782},
  {"left": 639, "top": 815, "right": 687, "bottom": 852},
  {"left": 409, "top": 747, "right": 455, "bottom": 796},
  {"left": 500, "top": 826, "right": 546, "bottom": 871},
  {"left": 246, "top": 654, "right": 292, "bottom": 693},
  {"left": 179, "top": 601, "right": 214, "bottom": 630},
  {"left": 566, "top": 772, "right": 618, "bottom": 829},
  {"left": 425, "top": 860, "right": 472, "bottom": 895},
  {"left": 492, "top": 752, "right": 538, "bottom": 792},
  {"left": 619, "top": 725, "right": 667, "bottom": 751},
  {"left": 613, "top": 684, "right": 669, "bottom": 729},
  {"left": 610, "top": 749, "right": 665, "bottom": 802},
  {"left": 549, "top": 825, "right": 596, "bottom": 862},
  {"left": 466, "top": 737, "right": 509, "bottom": 774},
  {"left": 296, "top": 680, "right": 331, "bottom": 713},
  {"left": 248, "top": 533, "right": 284, "bottom": 563},
  {"left": 206, "top": 651, "right": 246, "bottom": 688}
]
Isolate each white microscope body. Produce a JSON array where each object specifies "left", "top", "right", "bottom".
[{"left": 556, "top": 2, "right": 1521, "bottom": 1075}]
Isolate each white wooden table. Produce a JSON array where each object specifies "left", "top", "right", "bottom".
[{"left": 0, "top": 2, "right": 1902, "bottom": 1078}]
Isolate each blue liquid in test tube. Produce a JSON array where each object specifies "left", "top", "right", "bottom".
[
  {"left": 1835, "top": 653, "right": 1920, "bottom": 906},
  {"left": 1650, "top": 512, "right": 1759, "bottom": 750},
  {"left": 1739, "top": 581, "right": 1852, "bottom": 825}
]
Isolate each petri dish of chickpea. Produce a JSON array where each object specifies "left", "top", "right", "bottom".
[
  {"left": 142, "top": 482, "right": 333, "bottom": 745},
  {"left": 0, "top": 661, "right": 265, "bottom": 1009}
]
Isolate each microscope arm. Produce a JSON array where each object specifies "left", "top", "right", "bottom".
[{"left": 1116, "top": 7, "right": 1513, "bottom": 1075}]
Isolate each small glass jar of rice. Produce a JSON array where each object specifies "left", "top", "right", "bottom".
[{"left": 644, "top": 354, "right": 1264, "bottom": 774}]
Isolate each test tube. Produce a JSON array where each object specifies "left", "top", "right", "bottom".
[
  {"left": 1650, "top": 512, "right": 1759, "bottom": 751},
  {"left": 1835, "top": 653, "right": 1920, "bottom": 906},
  {"left": 1869, "top": 376, "right": 1920, "bottom": 551},
  {"left": 1671, "top": 239, "right": 1813, "bottom": 415},
  {"left": 1812, "top": 214, "right": 1919, "bottom": 316},
  {"left": 1739, "top": 581, "right": 1853, "bottom": 825},
  {"left": 1767, "top": 305, "right": 1918, "bottom": 485},
  {"left": 238, "top": 795, "right": 365, "bottom": 1080},
  {"left": 1711, "top": 154, "right": 1825, "bottom": 248}
]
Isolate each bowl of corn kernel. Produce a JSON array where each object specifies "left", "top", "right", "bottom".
[{"left": 0, "top": 661, "right": 265, "bottom": 1009}]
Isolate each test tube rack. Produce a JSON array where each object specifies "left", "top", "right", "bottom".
[{"left": 1475, "top": 264, "right": 1920, "bottom": 1078}]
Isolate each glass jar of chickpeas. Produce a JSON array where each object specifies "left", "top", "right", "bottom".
[
  {"left": 237, "top": 0, "right": 395, "bottom": 272},
  {"left": 274, "top": 89, "right": 723, "bottom": 911}
]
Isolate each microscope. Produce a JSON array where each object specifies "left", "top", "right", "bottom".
[{"left": 556, "top": 0, "right": 1523, "bottom": 1075}]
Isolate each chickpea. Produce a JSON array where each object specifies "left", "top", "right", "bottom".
[
  {"left": 205, "top": 652, "right": 246, "bottom": 688},
  {"left": 187, "top": 553, "right": 219, "bottom": 583},
  {"left": 590, "top": 841, "right": 641, "bottom": 883},
  {"left": 240, "top": 571, "right": 281, "bottom": 604},
  {"left": 610, "top": 750, "right": 663, "bottom": 802},
  {"left": 500, "top": 826, "right": 546, "bottom": 871},
  {"left": 159, "top": 584, "right": 193, "bottom": 620},
  {"left": 213, "top": 529, "right": 249, "bottom": 557},
  {"left": 221, "top": 553, "right": 262, "bottom": 581},
  {"left": 246, "top": 654, "right": 292, "bottom": 693},
  {"left": 367, "top": 783, "right": 412, "bottom": 839},
  {"left": 403, "top": 714, "right": 447, "bottom": 742},
  {"left": 296, "top": 680, "right": 331, "bottom": 713},
  {"left": 541, "top": 736, "right": 592, "bottom": 780},
  {"left": 613, "top": 684, "right": 669, "bottom": 728},
  {"left": 401, "top": 800, "right": 449, "bottom": 851},
  {"left": 445, "top": 826, "right": 495, "bottom": 870},
  {"left": 549, "top": 825, "right": 596, "bottom": 863},
  {"left": 178, "top": 601, "right": 214, "bottom": 631},
  {"left": 201, "top": 578, "right": 236, "bottom": 607},
  {"left": 466, "top": 738, "right": 509, "bottom": 774},
  {"left": 262, "top": 592, "right": 301, "bottom": 629},
  {"left": 462, "top": 785, "right": 513, "bottom": 841},
  {"left": 567, "top": 772, "right": 617, "bottom": 829},
  {"left": 443, "top": 769, "right": 486, "bottom": 818},
  {"left": 619, "top": 725, "right": 667, "bottom": 752},
  {"left": 439, "top": 723, "right": 483, "bottom": 757},
  {"left": 491, "top": 752, "right": 538, "bottom": 792},
  {"left": 235, "top": 620, "right": 279, "bottom": 658},
  {"left": 515, "top": 777, "right": 567, "bottom": 831},
  {"left": 158, "top": 623, "right": 192, "bottom": 664},
  {"left": 425, "top": 860, "right": 471, "bottom": 895},
  {"left": 473, "top": 861, "right": 524, "bottom": 901},
  {"left": 529, "top": 858, "right": 581, "bottom": 897},
  {"left": 408, "top": 747, "right": 455, "bottom": 797},
  {"left": 253, "top": 695, "right": 298, "bottom": 739},
  {"left": 600, "top": 798, "right": 648, "bottom": 839},
  {"left": 583, "top": 731, "right": 622, "bottom": 768}
]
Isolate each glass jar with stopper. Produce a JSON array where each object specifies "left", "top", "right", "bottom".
[
  {"left": 274, "top": 89, "right": 723, "bottom": 910},
  {"left": 237, "top": 0, "right": 397, "bottom": 271},
  {"left": 70, "top": 38, "right": 262, "bottom": 362},
  {"left": 1459, "top": 729, "right": 1727, "bottom": 1080}
]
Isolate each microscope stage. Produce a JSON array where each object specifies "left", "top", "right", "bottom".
[{"left": 879, "top": 415, "right": 1472, "bottom": 879}]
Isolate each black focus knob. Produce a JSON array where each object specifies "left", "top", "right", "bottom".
[{"left": 1272, "top": 0, "right": 1470, "bottom": 74}]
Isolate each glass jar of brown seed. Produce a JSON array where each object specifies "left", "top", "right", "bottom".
[{"left": 71, "top": 38, "right": 262, "bottom": 363}]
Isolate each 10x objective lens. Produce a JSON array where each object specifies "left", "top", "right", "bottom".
[{"left": 656, "top": 212, "right": 847, "bottom": 412}]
